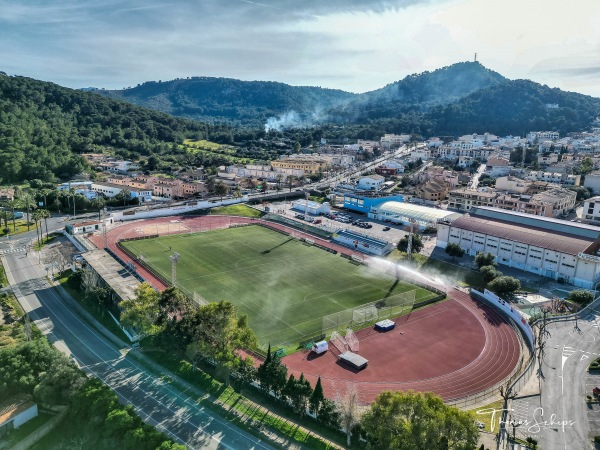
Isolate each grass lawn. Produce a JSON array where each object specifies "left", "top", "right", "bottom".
[
  {"left": 470, "top": 398, "right": 504, "bottom": 434},
  {"left": 142, "top": 349, "right": 348, "bottom": 449},
  {"left": 1, "top": 412, "right": 55, "bottom": 448},
  {"left": 56, "top": 273, "right": 130, "bottom": 343},
  {"left": 209, "top": 204, "right": 263, "bottom": 218},
  {"left": 123, "top": 225, "right": 436, "bottom": 348},
  {"left": 0, "top": 260, "right": 8, "bottom": 286},
  {"left": 0, "top": 219, "right": 37, "bottom": 237}
]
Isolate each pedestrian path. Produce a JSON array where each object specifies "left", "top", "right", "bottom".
[{"left": 0, "top": 247, "right": 26, "bottom": 255}]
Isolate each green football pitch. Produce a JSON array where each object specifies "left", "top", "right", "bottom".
[{"left": 122, "top": 225, "right": 436, "bottom": 347}]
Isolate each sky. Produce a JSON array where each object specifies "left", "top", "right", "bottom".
[{"left": 1, "top": 0, "right": 600, "bottom": 96}]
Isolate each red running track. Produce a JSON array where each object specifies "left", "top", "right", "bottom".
[
  {"left": 284, "top": 289, "right": 521, "bottom": 404},
  {"left": 91, "top": 215, "right": 522, "bottom": 404}
]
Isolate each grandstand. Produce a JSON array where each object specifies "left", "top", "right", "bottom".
[{"left": 332, "top": 229, "right": 394, "bottom": 256}]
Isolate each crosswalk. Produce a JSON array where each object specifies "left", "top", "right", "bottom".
[{"left": 0, "top": 247, "right": 27, "bottom": 255}]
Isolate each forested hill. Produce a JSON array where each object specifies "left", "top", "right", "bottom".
[
  {"left": 427, "top": 79, "right": 600, "bottom": 137},
  {"left": 101, "top": 77, "right": 357, "bottom": 128},
  {"left": 0, "top": 74, "right": 232, "bottom": 184},
  {"left": 336, "top": 61, "right": 507, "bottom": 121}
]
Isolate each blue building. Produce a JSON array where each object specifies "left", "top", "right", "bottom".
[{"left": 342, "top": 194, "right": 404, "bottom": 214}]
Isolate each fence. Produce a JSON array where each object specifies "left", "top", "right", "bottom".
[
  {"left": 262, "top": 213, "right": 333, "bottom": 239},
  {"left": 10, "top": 407, "right": 69, "bottom": 450},
  {"left": 322, "top": 290, "right": 416, "bottom": 335},
  {"left": 498, "top": 295, "right": 600, "bottom": 443}
]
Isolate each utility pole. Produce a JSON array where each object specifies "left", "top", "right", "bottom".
[
  {"left": 170, "top": 252, "right": 180, "bottom": 287},
  {"left": 406, "top": 219, "right": 416, "bottom": 261}
]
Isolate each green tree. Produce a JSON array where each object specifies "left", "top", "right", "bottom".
[
  {"left": 309, "top": 376, "right": 325, "bottom": 414},
  {"left": 361, "top": 390, "right": 479, "bottom": 450},
  {"left": 120, "top": 283, "right": 162, "bottom": 337},
  {"left": 567, "top": 289, "right": 594, "bottom": 306},
  {"left": 257, "top": 344, "right": 288, "bottom": 397},
  {"left": 475, "top": 252, "right": 496, "bottom": 269},
  {"left": 19, "top": 192, "right": 35, "bottom": 231},
  {"left": 6, "top": 199, "right": 18, "bottom": 232},
  {"left": 33, "top": 356, "right": 86, "bottom": 405},
  {"left": 445, "top": 243, "right": 465, "bottom": 262},
  {"left": 213, "top": 181, "right": 229, "bottom": 201},
  {"left": 38, "top": 208, "right": 51, "bottom": 241},
  {"left": 32, "top": 208, "right": 44, "bottom": 248},
  {"left": 480, "top": 265, "right": 502, "bottom": 283},
  {"left": 487, "top": 276, "right": 521, "bottom": 298},
  {"left": 186, "top": 301, "right": 256, "bottom": 385},
  {"left": 91, "top": 197, "right": 106, "bottom": 221},
  {"left": 283, "top": 373, "right": 312, "bottom": 416},
  {"left": 397, "top": 234, "right": 424, "bottom": 254}
]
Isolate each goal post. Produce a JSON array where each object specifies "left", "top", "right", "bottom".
[
  {"left": 330, "top": 331, "right": 348, "bottom": 354},
  {"left": 345, "top": 328, "right": 359, "bottom": 352}
]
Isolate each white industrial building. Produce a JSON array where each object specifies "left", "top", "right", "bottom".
[
  {"left": 369, "top": 201, "right": 462, "bottom": 230},
  {"left": 437, "top": 206, "right": 600, "bottom": 288},
  {"left": 291, "top": 200, "right": 331, "bottom": 216}
]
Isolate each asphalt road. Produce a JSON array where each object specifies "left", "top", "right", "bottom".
[
  {"left": 2, "top": 250, "right": 274, "bottom": 449},
  {"left": 509, "top": 301, "right": 600, "bottom": 449}
]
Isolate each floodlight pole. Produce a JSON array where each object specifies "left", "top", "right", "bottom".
[
  {"left": 406, "top": 219, "right": 415, "bottom": 261},
  {"left": 170, "top": 252, "right": 180, "bottom": 286}
]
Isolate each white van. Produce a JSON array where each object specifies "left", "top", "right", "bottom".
[{"left": 312, "top": 341, "right": 329, "bottom": 355}]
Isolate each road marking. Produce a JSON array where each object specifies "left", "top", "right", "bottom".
[
  {"left": 581, "top": 355, "right": 589, "bottom": 361},
  {"left": 6, "top": 254, "right": 271, "bottom": 450}
]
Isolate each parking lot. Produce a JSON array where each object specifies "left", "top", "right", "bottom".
[{"left": 265, "top": 200, "right": 410, "bottom": 244}]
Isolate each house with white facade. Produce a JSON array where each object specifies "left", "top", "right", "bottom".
[{"left": 357, "top": 175, "right": 385, "bottom": 191}]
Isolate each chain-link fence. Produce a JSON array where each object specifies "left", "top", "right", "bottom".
[{"left": 321, "top": 290, "right": 416, "bottom": 335}]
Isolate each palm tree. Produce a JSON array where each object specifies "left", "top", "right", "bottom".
[
  {"left": 32, "top": 208, "right": 43, "bottom": 248},
  {"left": 121, "top": 189, "right": 131, "bottom": 206},
  {"left": 91, "top": 197, "right": 106, "bottom": 221},
  {"left": 39, "top": 209, "right": 51, "bottom": 241},
  {"left": 7, "top": 199, "right": 18, "bottom": 231},
  {"left": 18, "top": 193, "right": 35, "bottom": 231},
  {"left": 38, "top": 188, "right": 52, "bottom": 209}
]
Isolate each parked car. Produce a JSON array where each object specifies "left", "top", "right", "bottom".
[
  {"left": 593, "top": 386, "right": 600, "bottom": 396},
  {"left": 382, "top": 226, "right": 391, "bottom": 231}
]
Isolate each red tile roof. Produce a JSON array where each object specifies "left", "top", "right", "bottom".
[{"left": 449, "top": 216, "right": 596, "bottom": 255}]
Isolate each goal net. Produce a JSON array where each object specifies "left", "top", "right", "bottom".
[
  {"left": 330, "top": 331, "right": 348, "bottom": 354},
  {"left": 345, "top": 328, "right": 359, "bottom": 352},
  {"left": 352, "top": 305, "right": 378, "bottom": 325}
]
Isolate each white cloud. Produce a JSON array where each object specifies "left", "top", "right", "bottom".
[{"left": 0, "top": 0, "right": 599, "bottom": 96}]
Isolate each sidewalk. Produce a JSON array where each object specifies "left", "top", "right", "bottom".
[{"left": 47, "top": 272, "right": 343, "bottom": 450}]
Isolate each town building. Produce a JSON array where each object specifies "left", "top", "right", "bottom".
[
  {"left": 582, "top": 197, "right": 600, "bottom": 223},
  {"left": 584, "top": 171, "right": 600, "bottom": 195},
  {"left": 357, "top": 175, "right": 385, "bottom": 191},
  {"left": 437, "top": 206, "right": 600, "bottom": 288},
  {"left": 414, "top": 180, "right": 450, "bottom": 203},
  {"left": 342, "top": 194, "right": 404, "bottom": 214},
  {"left": 0, "top": 395, "right": 38, "bottom": 436},
  {"left": 448, "top": 189, "right": 497, "bottom": 212},
  {"left": 0, "top": 188, "right": 14, "bottom": 202},
  {"left": 91, "top": 182, "right": 152, "bottom": 203},
  {"left": 368, "top": 201, "right": 462, "bottom": 230},
  {"left": 271, "top": 158, "right": 327, "bottom": 174},
  {"left": 380, "top": 134, "right": 410, "bottom": 149},
  {"left": 291, "top": 200, "right": 330, "bottom": 216}
]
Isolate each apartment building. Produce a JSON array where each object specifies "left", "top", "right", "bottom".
[
  {"left": 448, "top": 189, "right": 497, "bottom": 212},
  {"left": 414, "top": 180, "right": 450, "bottom": 202},
  {"left": 271, "top": 158, "right": 328, "bottom": 174}
]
